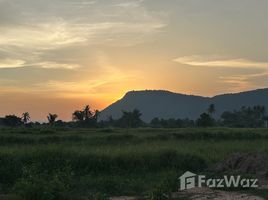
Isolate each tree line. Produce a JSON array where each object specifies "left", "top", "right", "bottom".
[
  {"left": 149, "top": 104, "right": 268, "bottom": 128},
  {"left": 0, "top": 104, "right": 267, "bottom": 128},
  {"left": 0, "top": 105, "right": 100, "bottom": 128}
]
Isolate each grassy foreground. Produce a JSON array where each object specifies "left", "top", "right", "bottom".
[{"left": 1, "top": 127, "right": 268, "bottom": 199}]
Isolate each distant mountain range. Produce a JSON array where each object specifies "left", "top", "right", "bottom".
[{"left": 100, "top": 88, "right": 268, "bottom": 122}]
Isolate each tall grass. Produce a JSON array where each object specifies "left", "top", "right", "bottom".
[{"left": 0, "top": 128, "right": 268, "bottom": 199}]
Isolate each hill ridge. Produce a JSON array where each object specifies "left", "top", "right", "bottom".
[{"left": 100, "top": 88, "right": 268, "bottom": 122}]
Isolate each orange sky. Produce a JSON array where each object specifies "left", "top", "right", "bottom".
[{"left": 1, "top": 0, "right": 268, "bottom": 121}]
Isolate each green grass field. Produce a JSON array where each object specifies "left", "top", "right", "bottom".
[{"left": 1, "top": 127, "right": 268, "bottom": 199}]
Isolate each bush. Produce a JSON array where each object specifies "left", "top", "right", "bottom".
[
  {"left": 13, "top": 165, "right": 72, "bottom": 200},
  {"left": 0, "top": 155, "right": 23, "bottom": 190}
]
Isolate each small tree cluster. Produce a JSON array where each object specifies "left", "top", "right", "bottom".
[
  {"left": 100, "top": 109, "right": 144, "bottom": 128},
  {"left": 0, "top": 112, "right": 31, "bottom": 127},
  {"left": 72, "top": 105, "right": 100, "bottom": 127},
  {"left": 150, "top": 118, "right": 195, "bottom": 128},
  {"left": 221, "top": 106, "right": 267, "bottom": 127},
  {"left": 196, "top": 104, "right": 216, "bottom": 127}
]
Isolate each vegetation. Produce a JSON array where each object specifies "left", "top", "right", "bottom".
[
  {"left": 196, "top": 113, "right": 215, "bottom": 127},
  {"left": 116, "top": 109, "right": 143, "bottom": 128},
  {"left": 0, "top": 104, "right": 267, "bottom": 129},
  {"left": 150, "top": 118, "right": 195, "bottom": 128},
  {"left": 207, "top": 104, "right": 216, "bottom": 116},
  {"left": 2, "top": 115, "right": 23, "bottom": 127},
  {"left": 0, "top": 105, "right": 268, "bottom": 198},
  {"left": 21, "top": 112, "right": 30, "bottom": 125},
  {"left": 0, "top": 128, "right": 267, "bottom": 199},
  {"left": 72, "top": 105, "right": 99, "bottom": 128},
  {"left": 47, "top": 114, "right": 58, "bottom": 124},
  {"left": 150, "top": 105, "right": 267, "bottom": 128},
  {"left": 221, "top": 106, "right": 266, "bottom": 127}
]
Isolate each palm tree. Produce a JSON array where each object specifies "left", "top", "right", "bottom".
[
  {"left": 22, "top": 112, "right": 30, "bottom": 124},
  {"left": 207, "top": 104, "right": 216, "bottom": 116},
  {"left": 93, "top": 110, "right": 100, "bottom": 121},
  {"left": 83, "top": 105, "right": 93, "bottom": 120},
  {"left": 119, "top": 109, "right": 143, "bottom": 128},
  {"left": 47, "top": 113, "right": 58, "bottom": 124},
  {"left": 253, "top": 105, "right": 266, "bottom": 118},
  {"left": 72, "top": 110, "right": 84, "bottom": 122}
]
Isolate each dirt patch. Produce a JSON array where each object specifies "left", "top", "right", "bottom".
[
  {"left": 211, "top": 152, "right": 268, "bottom": 188},
  {"left": 111, "top": 153, "right": 268, "bottom": 200},
  {"left": 110, "top": 188, "right": 264, "bottom": 200},
  {"left": 110, "top": 196, "right": 138, "bottom": 200},
  {"left": 179, "top": 187, "right": 264, "bottom": 200},
  {"left": 213, "top": 152, "right": 268, "bottom": 178}
]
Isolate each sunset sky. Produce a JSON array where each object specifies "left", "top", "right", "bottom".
[{"left": 1, "top": 0, "right": 268, "bottom": 121}]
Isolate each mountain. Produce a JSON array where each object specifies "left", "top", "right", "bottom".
[{"left": 100, "top": 88, "right": 268, "bottom": 122}]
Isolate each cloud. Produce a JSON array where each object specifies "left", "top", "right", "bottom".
[
  {"left": 174, "top": 56, "right": 268, "bottom": 69},
  {"left": 37, "top": 62, "right": 81, "bottom": 70},
  {"left": 0, "top": 0, "right": 166, "bottom": 49},
  {"left": 0, "top": 58, "right": 25, "bottom": 68},
  {"left": 219, "top": 72, "right": 268, "bottom": 91},
  {"left": 66, "top": 1, "right": 96, "bottom": 7},
  {"left": 113, "top": 0, "right": 144, "bottom": 8},
  {"left": 0, "top": 69, "right": 138, "bottom": 99},
  {"left": 0, "top": 58, "right": 80, "bottom": 69},
  {"left": 0, "top": 0, "right": 166, "bottom": 72},
  {"left": 219, "top": 75, "right": 255, "bottom": 92},
  {"left": 0, "top": 21, "right": 88, "bottom": 50},
  {"left": 174, "top": 55, "right": 268, "bottom": 92}
]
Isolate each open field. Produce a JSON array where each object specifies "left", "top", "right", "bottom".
[{"left": 1, "top": 127, "right": 268, "bottom": 199}]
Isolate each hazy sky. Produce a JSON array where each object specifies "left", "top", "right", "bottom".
[{"left": 1, "top": 0, "right": 268, "bottom": 121}]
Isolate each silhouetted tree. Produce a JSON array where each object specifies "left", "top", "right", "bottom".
[
  {"left": 197, "top": 113, "right": 214, "bottom": 127},
  {"left": 151, "top": 117, "right": 161, "bottom": 128},
  {"left": 117, "top": 109, "right": 143, "bottom": 128},
  {"left": 253, "top": 105, "right": 266, "bottom": 119},
  {"left": 221, "top": 111, "right": 237, "bottom": 127},
  {"left": 132, "top": 109, "right": 143, "bottom": 126},
  {"left": 54, "top": 120, "right": 67, "bottom": 127},
  {"left": 0, "top": 118, "right": 4, "bottom": 126},
  {"left": 3, "top": 115, "right": 22, "bottom": 127},
  {"left": 72, "top": 110, "right": 84, "bottom": 122},
  {"left": 84, "top": 105, "right": 93, "bottom": 120},
  {"left": 207, "top": 104, "right": 216, "bottom": 116},
  {"left": 72, "top": 106, "right": 99, "bottom": 127},
  {"left": 93, "top": 110, "right": 100, "bottom": 122},
  {"left": 72, "top": 105, "right": 94, "bottom": 122},
  {"left": 264, "top": 116, "right": 268, "bottom": 128},
  {"left": 47, "top": 113, "right": 58, "bottom": 124},
  {"left": 22, "top": 112, "right": 30, "bottom": 124},
  {"left": 150, "top": 117, "right": 195, "bottom": 128},
  {"left": 221, "top": 105, "right": 266, "bottom": 127}
]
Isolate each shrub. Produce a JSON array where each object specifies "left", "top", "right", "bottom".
[
  {"left": 0, "top": 155, "right": 23, "bottom": 190},
  {"left": 13, "top": 165, "right": 72, "bottom": 200}
]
